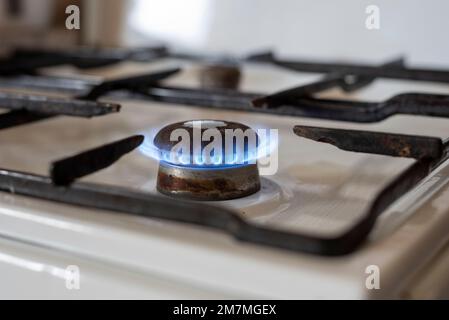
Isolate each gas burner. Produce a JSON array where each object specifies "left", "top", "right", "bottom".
[
  {"left": 153, "top": 119, "right": 261, "bottom": 200},
  {"left": 199, "top": 64, "right": 241, "bottom": 90}
]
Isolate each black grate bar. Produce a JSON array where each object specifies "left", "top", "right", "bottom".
[
  {"left": 339, "top": 57, "right": 405, "bottom": 92},
  {"left": 0, "top": 169, "right": 245, "bottom": 242},
  {"left": 0, "top": 110, "right": 53, "bottom": 130},
  {"left": 294, "top": 125, "right": 444, "bottom": 159},
  {"left": 251, "top": 73, "right": 344, "bottom": 108},
  {"left": 265, "top": 56, "right": 449, "bottom": 84},
  {"left": 0, "top": 75, "right": 99, "bottom": 93},
  {"left": 12, "top": 46, "right": 168, "bottom": 64},
  {"left": 290, "top": 92, "right": 449, "bottom": 122},
  {"left": 0, "top": 66, "right": 177, "bottom": 130},
  {"left": 140, "top": 86, "right": 449, "bottom": 123},
  {"left": 0, "top": 46, "right": 168, "bottom": 75},
  {"left": 0, "top": 168, "right": 340, "bottom": 255},
  {"left": 80, "top": 68, "right": 180, "bottom": 100},
  {"left": 141, "top": 85, "right": 258, "bottom": 109},
  {"left": 251, "top": 57, "right": 406, "bottom": 108},
  {"left": 0, "top": 92, "right": 120, "bottom": 117},
  {"left": 50, "top": 135, "right": 144, "bottom": 186},
  {"left": 0, "top": 56, "right": 117, "bottom": 76}
]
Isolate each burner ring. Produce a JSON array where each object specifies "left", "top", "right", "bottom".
[{"left": 157, "top": 161, "right": 260, "bottom": 201}]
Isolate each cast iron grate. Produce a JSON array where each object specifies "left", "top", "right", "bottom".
[{"left": 0, "top": 47, "right": 449, "bottom": 255}]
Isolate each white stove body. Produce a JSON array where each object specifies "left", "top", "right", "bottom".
[{"left": 1, "top": 59, "right": 449, "bottom": 299}]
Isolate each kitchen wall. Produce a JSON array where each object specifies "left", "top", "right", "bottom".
[
  {"left": 1, "top": 0, "right": 448, "bottom": 66},
  {"left": 0, "top": 0, "right": 79, "bottom": 49},
  {"left": 125, "top": 0, "right": 449, "bottom": 66}
]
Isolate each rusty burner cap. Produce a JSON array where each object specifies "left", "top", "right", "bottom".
[
  {"left": 199, "top": 64, "right": 242, "bottom": 90},
  {"left": 154, "top": 120, "right": 261, "bottom": 201}
]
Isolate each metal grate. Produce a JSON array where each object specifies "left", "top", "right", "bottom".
[{"left": 1, "top": 47, "right": 449, "bottom": 255}]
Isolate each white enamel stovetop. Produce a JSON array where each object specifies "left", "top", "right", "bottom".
[{"left": 1, "top": 58, "right": 449, "bottom": 299}]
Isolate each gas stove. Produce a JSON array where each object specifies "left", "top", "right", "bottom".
[{"left": 1, "top": 47, "right": 449, "bottom": 299}]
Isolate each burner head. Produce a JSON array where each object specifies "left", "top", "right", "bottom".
[
  {"left": 154, "top": 119, "right": 261, "bottom": 201},
  {"left": 157, "top": 162, "right": 260, "bottom": 201},
  {"left": 199, "top": 64, "right": 241, "bottom": 90}
]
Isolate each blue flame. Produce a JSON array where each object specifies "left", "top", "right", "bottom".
[{"left": 139, "top": 123, "right": 278, "bottom": 168}]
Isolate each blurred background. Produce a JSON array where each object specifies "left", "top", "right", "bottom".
[{"left": 0, "top": 0, "right": 448, "bottom": 65}]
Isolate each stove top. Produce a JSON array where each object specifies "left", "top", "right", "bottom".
[{"left": 1, "top": 47, "right": 449, "bottom": 298}]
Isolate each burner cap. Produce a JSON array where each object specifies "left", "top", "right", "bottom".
[
  {"left": 154, "top": 119, "right": 261, "bottom": 201},
  {"left": 154, "top": 120, "right": 259, "bottom": 167}
]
